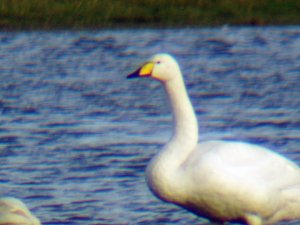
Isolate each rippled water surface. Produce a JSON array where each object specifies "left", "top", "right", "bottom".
[{"left": 0, "top": 27, "right": 299, "bottom": 225}]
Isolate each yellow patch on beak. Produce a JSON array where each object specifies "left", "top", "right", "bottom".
[
  {"left": 127, "top": 62, "right": 154, "bottom": 79},
  {"left": 139, "top": 62, "right": 154, "bottom": 77}
]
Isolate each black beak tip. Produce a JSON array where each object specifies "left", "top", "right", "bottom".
[{"left": 127, "top": 69, "right": 140, "bottom": 79}]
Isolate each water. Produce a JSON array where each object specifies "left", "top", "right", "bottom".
[{"left": 0, "top": 27, "right": 299, "bottom": 225}]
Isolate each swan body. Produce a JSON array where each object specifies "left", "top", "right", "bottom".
[
  {"left": 0, "top": 197, "right": 41, "bottom": 225},
  {"left": 127, "top": 53, "right": 300, "bottom": 225}
]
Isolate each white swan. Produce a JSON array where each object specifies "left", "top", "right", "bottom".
[
  {"left": 0, "top": 197, "right": 41, "bottom": 225},
  {"left": 127, "top": 53, "right": 300, "bottom": 225}
]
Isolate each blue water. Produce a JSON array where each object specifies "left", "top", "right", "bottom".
[{"left": 0, "top": 27, "right": 299, "bottom": 225}]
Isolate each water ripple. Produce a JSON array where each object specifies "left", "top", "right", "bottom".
[{"left": 0, "top": 27, "right": 299, "bottom": 225}]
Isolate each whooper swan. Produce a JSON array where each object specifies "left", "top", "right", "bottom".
[
  {"left": 0, "top": 197, "right": 41, "bottom": 225},
  {"left": 127, "top": 53, "right": 300, "bottom": 225}
]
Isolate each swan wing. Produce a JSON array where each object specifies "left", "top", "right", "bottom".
[
  {"left": 179, "top": 141, "right": 300, "bottom": 221},
  {"left": 185, "top": 140, "right": 300, "bottom": 187}
]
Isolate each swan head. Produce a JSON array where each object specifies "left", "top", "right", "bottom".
[{"left": 127, "top": 53, "right": 181, "bottom": 82}]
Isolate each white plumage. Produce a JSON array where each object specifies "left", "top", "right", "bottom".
[
  {"left": 0, "top": 197, "right": 40, "bottom": 225},
  {"left": 127, "top": 53, "right": 300, "bottom": 225}
]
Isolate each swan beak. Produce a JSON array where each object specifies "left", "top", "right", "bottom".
[{"left": 127, "top": 62, "right": 154, "bottom": 79}]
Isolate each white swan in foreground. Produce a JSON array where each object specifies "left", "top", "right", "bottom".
[
  {"left": 127, "top": 53, "right": 300, "bottom": 225},
  {"left": 0, "top": 197, "right": 41, "bottom": 225}
]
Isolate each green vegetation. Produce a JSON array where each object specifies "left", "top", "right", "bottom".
[{"left": 0, "top": 0, "right": 299, "bottom": 29}]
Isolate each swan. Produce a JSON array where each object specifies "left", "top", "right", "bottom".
[
  {"left": 127, "top": 53, "right": 300, "bottom": 225},
  {"left": 0, "top": 197, "right": 41, "bottom": 225}
]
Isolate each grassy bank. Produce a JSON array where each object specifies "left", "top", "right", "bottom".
[{"left": 0, "top": 0, "right": 299, "bottom": 29}]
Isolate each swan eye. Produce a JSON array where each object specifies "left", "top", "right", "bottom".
[{"left": 156, "top": 61, "right": 161, "bottom": 65}]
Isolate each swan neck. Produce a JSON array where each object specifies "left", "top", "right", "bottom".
[
  {"left": 146, "top": 72, "right": 199, "bottom": 203},
  {"left": 163, "top": 76, "right": 198, "bottom": 145}
]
